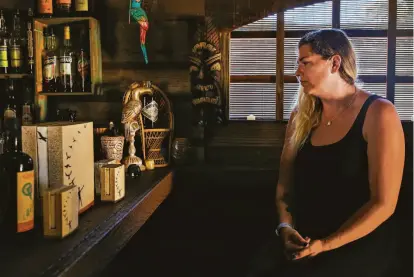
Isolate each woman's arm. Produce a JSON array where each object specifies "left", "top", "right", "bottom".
[
  {"left": 322, "top": 98, "right": 405, "bottom": 252},
  {"left": 275, "top": 111, "right": 297, "bottom": 227}
]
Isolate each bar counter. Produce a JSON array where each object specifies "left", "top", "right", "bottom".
[{"left": 0, "top": 168, "right": 173, "bottom": 277}]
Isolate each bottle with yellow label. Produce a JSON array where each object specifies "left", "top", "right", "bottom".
[{"left": 0, "top": 119, "right": 35, "bottom": 235}]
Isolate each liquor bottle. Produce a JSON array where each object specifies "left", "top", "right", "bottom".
[
  {"left": 0, "top": 119, "right": 35, "bottom": 235},
  {"left": 56, "top": 0, "right": 72, "bottom": 16},
  {"left": 9, "top": 10, "right": 23, "bottom": 74},
  {"left": 43, "top": 28, "right": 59, "bottom": 92},
  {"left": 76, "top": 28, "right": 90, "bottom": 92},
  {"left": 26, "top": 9, "right": 34, "bottom": 75},
  {"left": 3, "top": 78, "right": 18, "bottom": 128},
  {"left": 22, "top": 78, "right": 34, "bottom": 125},
  {"left": 59, "top": 26, "right": 75, "bottom": 92},
  {"left": 37, "top": 0, "right": 53, "bottom": 18},
  {"left": 75, "top": 0, "right": 90, "bottom": 16},
  {"left": 0, "top": 10, "right": 9, "bottom": 74}
]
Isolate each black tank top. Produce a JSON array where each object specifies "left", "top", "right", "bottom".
[{"left": 293, "top": 94, "right": 382, "bottom": 238}]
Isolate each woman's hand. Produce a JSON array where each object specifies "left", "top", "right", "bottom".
[
  {"left": 280, "top": 227, "right": 311, "bottom": 260},
  {"left": 292, "top": 239, "right": 325, "bottom": 261}
]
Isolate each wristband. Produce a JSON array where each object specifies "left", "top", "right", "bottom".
[{"left": 275, "top": 223, "right": 294, "bottom": 236}]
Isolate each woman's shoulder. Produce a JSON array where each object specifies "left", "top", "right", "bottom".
[{"left": 360, "top": 90, "right": 402, "bottom": 140}]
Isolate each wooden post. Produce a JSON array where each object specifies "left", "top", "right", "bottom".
[
  {"left": 276, "top": 12, "right": 284, "bottom": 121},
  {"left": 220, "top": 31, "right": 231, "bottom": 121}
]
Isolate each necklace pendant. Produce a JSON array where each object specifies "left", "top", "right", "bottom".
[{"left": 327, "top": 121, "right": 332, "bottom": 126}]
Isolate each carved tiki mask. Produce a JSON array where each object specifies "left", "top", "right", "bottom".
[{"left": 189, "top": 17, "right": 224, "bottom": 126}]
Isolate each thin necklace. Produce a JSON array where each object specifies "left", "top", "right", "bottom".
[{"left": 323, "top": 87, "right": 358, "bottom": 127}]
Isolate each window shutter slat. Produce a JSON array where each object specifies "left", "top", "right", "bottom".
[
  {"left": 229, "top": 83, "right": 276, "bottom": 120},
  {"left": 360, "top": 83, "right": 387, "bottom": 98},
  {"left": 395, "top": 83, "right": 414, "bottom": 121},
  {"left": 349, "top": 37, "right": 388, "bottom": 75},
  {"left": 234, "top": 14, "right": 277, "bottom": 31},
  {"left": 340, "top": 0, "right": 388, "bottom": 29},
  {"left": 285, "top": 1, "right": 332, "bottom": 31},
  {"left": 284, "top": 38, "right": 300, "bottom": 75},
  {"left": 283, "top": 83, "right": 300, "bottom": 120},
  {"left": 230, "top": 38, "right": 276, "bottom": 75},
  {"left": 397, "top": 0, "right": 413, "bottom": 30},
  {"left": 396, "top": 37, "right": 413, "bottom": 76}
]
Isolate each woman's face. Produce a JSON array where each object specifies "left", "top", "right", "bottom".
[{"left": 295, "top": 44, "right": 333, "bottom": 96}]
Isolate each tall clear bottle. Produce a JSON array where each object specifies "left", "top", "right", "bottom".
[
  {"left": 59, "top": 26, "right": 75, "bottom": 92},
  {"left": 43, "top": 28, "right": 59, "bottom": 92},
  {"left": 0, "top": 119, "right": 35, "bottom": 236},
  {"left": 26, "top": 8, "right": 34, "bottom": 74}
]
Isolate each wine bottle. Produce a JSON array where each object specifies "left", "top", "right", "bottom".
[
  {"left": 22, "top": 78, "right": 34, "bottom": 125},
  {"left": 9, "top": 9, "right": 23, "bottom": 74},
  {"left": 75, "top": 0, "right": 89, "bottom": 16},
  {"left": 3, "top": 78, "right": 18, "bottom": 129},
  {"left": 0, "top": 121, "right": 35, "bottom": 235},
  {"left": 0, "top": 10, "right": 9, "bottom": 74},
  {"left": 43, "top": 27, "right": 59, "bottom": 92},
  {"left": 56, "top": 0, "right": 72, "bottom": 16},
  {"left": 76, "top": 27, "right": 91, "bottom": 92},
  {"left": 59, "top": 26, "right": 75, "bottom": 92},
  {"left": 37, "top": 0, "right": 53, "bottom": 18}
]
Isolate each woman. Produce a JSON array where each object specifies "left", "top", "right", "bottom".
[{"left": 248, "top": 29, "right": 405, "bottom": 277}]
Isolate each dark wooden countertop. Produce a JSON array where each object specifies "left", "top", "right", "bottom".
[{"left": 0, "top": 168, "right": 173, "bottom": 277}]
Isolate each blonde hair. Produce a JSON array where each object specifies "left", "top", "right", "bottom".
[{"left": 290, "top": 29, "right": 358, "bottom": 151}]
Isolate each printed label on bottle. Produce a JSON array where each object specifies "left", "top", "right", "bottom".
[
  {"left": 38, "top": 0, "right": 53, "bottom": 14},
  {"left": 76, "top": 0, "right": 89, "bottom": 11},
  {"left": 17, "top": 170, "right": 35, "bottom": 233},
  {"left": 57, "top": 0, "right": 72, "bottom": 4},
  {"left": 0, "top": 46, "right": 8, "bottom": 68},
  {"left": 59, "top": 56, "right": 72, "bottom": 75},
  {"left": 142, "top": 100, "right": 159, "bottom": 123},
  {"left": 43, "top": 56, "right": 57, "bottom": 81},
  {"left": 78, "top": 57, "right": 90, "bottom": 77},
  {"left": 4, "top": 108, "right": 17, "bottom": 119},
  {"left": 10, "top": 47, "right": 22, "bottom": 68}
]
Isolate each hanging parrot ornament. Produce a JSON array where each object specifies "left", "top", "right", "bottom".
[{"left": 130, "top": 0, "right": 149, "bottom": 64}]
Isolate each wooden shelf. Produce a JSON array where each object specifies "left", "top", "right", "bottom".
[
  {"left": 0, "top": 169, "right": 173, "bottom": 277},
  {"left": 34, "top": 17, "right": 94, "bottom": 25},
  {"left": 39, "top": 92, "right": 93, "bottom": 96},
  {"left": 0, "top": 73, "right": 31, "bottom": 79}
]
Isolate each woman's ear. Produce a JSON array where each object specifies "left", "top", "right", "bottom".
[{"left": 331, "top": 55, "right": 342, "bottom": 73}]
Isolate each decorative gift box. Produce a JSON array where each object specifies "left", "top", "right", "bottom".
[
  {"left": 22, "top": 122, "right": 95, "bottom": 214},
  {"left": 100, "top": 164, "right": 125, "bottom": 203},
  {"left": 94, "top": 159, "right": 119, "bottom": 195},
  {"left": 43, "top": 185, "right": 79, "bottom": 239}
]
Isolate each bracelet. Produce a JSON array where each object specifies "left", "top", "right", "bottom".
[{"left": 275, "top": 222, "right": 294, "bottom": 236}]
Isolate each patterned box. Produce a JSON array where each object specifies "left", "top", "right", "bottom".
[
  {"left": 100, "top": 164, "right": 125, "bottom": 203},
  {"left": 43, "top": 185, "right": 79, "bottom": 239},
  {"left": 94, "top": 159, "right": 118, "bottom": 195},
  {"left": 22, "top": 122, "right": 94, "bottom": 214}
]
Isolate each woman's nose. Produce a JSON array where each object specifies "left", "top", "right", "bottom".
[{"left": 295, "top": 65, "right": 301, "bottom": 77}]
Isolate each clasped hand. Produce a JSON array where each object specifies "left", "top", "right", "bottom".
[{"left": 280, "top": 228, "right": 325, "bottom": 261}]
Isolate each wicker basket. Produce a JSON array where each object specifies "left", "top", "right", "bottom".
[{"left": 138, "top": 84, "right": 174, "bottom": 167}]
